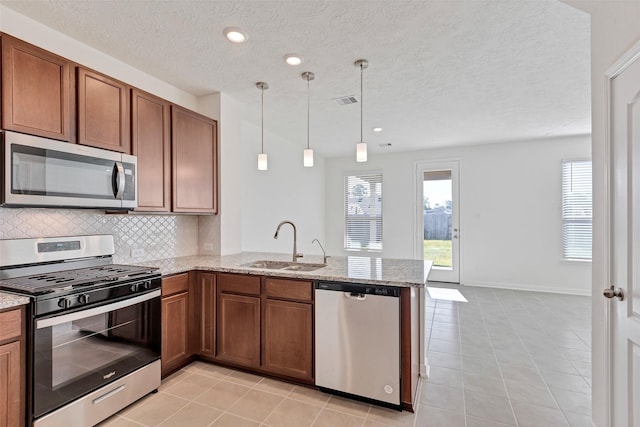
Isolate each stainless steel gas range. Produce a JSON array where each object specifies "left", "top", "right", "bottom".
[{"left": 0, "top": 235, "right": 162, "bottom": 427}]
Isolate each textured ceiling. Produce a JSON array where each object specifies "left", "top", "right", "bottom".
[{"left": 1, "top": 0, "right": 590, "bottom": 158}]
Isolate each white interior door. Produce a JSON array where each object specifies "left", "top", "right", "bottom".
[
  {"left": 416, "top": 161, "right": 460, "bottom": 283},
  {"left": 609, "top": 41, "right": 640, "bottom": 427}
]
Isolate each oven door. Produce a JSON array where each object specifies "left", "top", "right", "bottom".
[{"left": 32, "top": 290, "right": 160, "bottom": 419}]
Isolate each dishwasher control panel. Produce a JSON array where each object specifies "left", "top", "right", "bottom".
[{"left": 315, "top": 281, "right": 401, "bottom": 297}]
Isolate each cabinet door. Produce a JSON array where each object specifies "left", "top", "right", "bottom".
[
  {"left": 1, "top": 34, "right": 72, "bottom": 141},
  {"left": 161, "top": 291, "right": 189, "bottom": 376},
  {"left": 262, "top": 299, "right": 313, "bottom": 381},
  {"left": 216, "top": 293, "right": 260, "bottom": 367},
  {"left": 132, "top": 89, "right": 170, "bottom": 211},
  {"left": 77, "top": 67, "right": 130, "bottom": 153},
  {"left": 171, "top": 106, "right": 218, "bottom": 213},
  {"left": 196, "top": 272, "right": 216, "bottom": 357},
  {"left": 0, "top": 341, "right": 21, "bottom": 427}
]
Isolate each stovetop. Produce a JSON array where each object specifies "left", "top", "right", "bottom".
[{"left": 0, "top": 264, "right": 159, "bottom": 295}]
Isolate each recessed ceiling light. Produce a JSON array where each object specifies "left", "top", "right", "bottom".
[
  {"left": 373, "top": 127, "right": 383, "bottom": 132},
  {"left": 223, "top": 27, "right": 248, "bottom": 43},
  {"left": 284, "top": 54, "right": 304, "bottom": 66}
]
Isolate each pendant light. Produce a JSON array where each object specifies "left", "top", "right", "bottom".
[
  {"left": 256, "top": 82, "right": 269, "bottom": 170},
  {"left": 302, "top": 71, "right": 315, "bottom": 167},
  {"left": 355, "top": 59, "right": 369, "bottom": 162}
]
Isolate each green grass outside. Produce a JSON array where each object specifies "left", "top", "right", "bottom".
[{"left": 424, "top": 240, "right": 452, "bottom": 267}]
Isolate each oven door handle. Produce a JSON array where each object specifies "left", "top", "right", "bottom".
[{"left": 36, "top": 289, "right": 160, "bottom": 329}]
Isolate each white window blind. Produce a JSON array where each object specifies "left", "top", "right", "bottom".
[
  {"left": 562, "top": 160, "right": 592, "bottom": 260},
  {"left": 344, "top": 173, "right": 382, "bottom": 251}
]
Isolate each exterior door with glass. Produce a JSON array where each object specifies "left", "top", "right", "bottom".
[{"left": 417, "top": 161, "right": 460, "bottom": 283}]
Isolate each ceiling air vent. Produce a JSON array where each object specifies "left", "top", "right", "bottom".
[{"left": 333, "top": 95, "right": 358, "bottom": 105}]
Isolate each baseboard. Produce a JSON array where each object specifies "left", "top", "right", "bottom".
[{"left": 460, "top": 280, "right": 592, "bottom": 296}]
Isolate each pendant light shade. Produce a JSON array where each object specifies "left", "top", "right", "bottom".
[
  {"left": 356, "top": 142, "right": 367, "bottom": 162},
  {"left": 355, "top": 59, "right": 369, "bottom": 163},
  {"left": 302, "top": 71, "right": 315, "bottom": 167},
  {"left": 303, "top": 148, "right": 314, "bottom": 167},
  {"left": 258, "top": 153, "right": 268, "bottom": 170},
  {"left": 256, "top": 82, "right": 269, "bottom": 171}
]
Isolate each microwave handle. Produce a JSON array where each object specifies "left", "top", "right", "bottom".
[{"left": 113, "top": 161, "right": 125, "bottom": 200}]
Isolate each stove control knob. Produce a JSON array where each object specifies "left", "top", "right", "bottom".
[
  {"left": 78, "top": 294, "right": 90, "bottom": 304},
  {"left": 58, "top": 298, "right": 71, "bottom": 309},
  {"left": 130, "top": 283, "right": 140, "bottom": 293},
  {"left": 143, "top": 280, "right": 152, "bottom": 290}
]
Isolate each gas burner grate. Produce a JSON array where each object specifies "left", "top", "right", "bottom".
[{"left": 0, "top": 264, "right": 157, "bottom": 294}]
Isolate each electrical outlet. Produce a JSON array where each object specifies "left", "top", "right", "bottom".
[
  {"left": 203, "top": 243, "right": 214, "bottom": 251},
  {"left": 130, "top": 248, "right": 145, "bottom": 258}
]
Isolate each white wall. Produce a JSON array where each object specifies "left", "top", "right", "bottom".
[
  {"left": 218, "top": 94, "right": 244, "bottom": 255},
  {"left": 560, "top": 2, "right": 640, "bottom": 426},
  {"left": 325, "top": 135, "right": 592, "bottom": 295},
  {"left": 241, "top": 121, "right": 326, "bottom": 258}
]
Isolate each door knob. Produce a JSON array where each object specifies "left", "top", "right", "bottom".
[{"left": 603, "top": 285, "right": 624, "bottom": 301}]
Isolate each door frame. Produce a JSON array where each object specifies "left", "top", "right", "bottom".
[
  {"left": 603, "top": 37, "right": 640, "bottom": 427},
  {"left": 414, "top": 159, "right": 461, "bottom": 283}
]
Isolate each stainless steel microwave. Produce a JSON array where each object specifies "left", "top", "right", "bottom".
[{"left": 1, "top": 131, "right": 137, "bottom": 209}]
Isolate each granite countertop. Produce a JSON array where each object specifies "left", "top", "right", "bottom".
[
  {"left": 138, "top": 252, "right": 432, "bottom": 288},
  {"left": 0, "top": 292, "right": 30, "bottom": 310}
]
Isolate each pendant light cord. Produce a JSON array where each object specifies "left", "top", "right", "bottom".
[
  {"left": 307, "top": 77, "right": 310, "bottom": 150},
  {"left": 261, "top": 87, "right": 264, "bottom": 154},
  {"left": 360, "top": 62, "right": 364, "bottom": 144}
]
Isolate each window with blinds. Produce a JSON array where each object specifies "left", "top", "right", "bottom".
[
  {"left": 344, "top": 173, "right": 382, "bottom": 251},
  {"left": 562, "top": 160, "right": 592, "bottom": 260}
]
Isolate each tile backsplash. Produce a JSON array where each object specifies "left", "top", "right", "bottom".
[{"left": 0, "top": 208, "right": 199, "bottom": 263}]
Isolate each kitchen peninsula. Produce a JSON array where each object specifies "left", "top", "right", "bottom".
[
  {"left": 141, "top": 253, "right": 432, "bottom": 412},
  {"left": 140, "top": 252, "right": 431, "bottom": 286}
]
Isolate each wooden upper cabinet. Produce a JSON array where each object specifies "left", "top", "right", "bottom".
[
  {"left": 1, "top": 34, "right": 72, "bottom": 141},
  {"left": 171, "top": 106, "right": 218, "bottom": 214},
  {"left": 77, "top": 67, "right": 130, "bottom": 153},
  {"left": 132, "top": 89, "right": 171, "bottom": 211}
]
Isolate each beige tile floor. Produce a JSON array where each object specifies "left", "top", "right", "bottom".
[
  {"left": 100, "top": 286, "right": 591, "bottom": 427},
  {"left": 99, "top": 361, "right": 415, "bottom": 427}
]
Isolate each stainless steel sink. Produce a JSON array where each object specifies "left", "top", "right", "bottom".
[
  {"left": 284, "top": 263, "right": 327, "bottom": 272},
  {"left": 242, "top": 260, "right": 327, "bottom": 271},
  {"left": 242, "top": 260, "right": 292, "bottom": 269}
]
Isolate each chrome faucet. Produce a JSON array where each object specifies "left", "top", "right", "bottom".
[
  {"left": 274, "top": 220, "right": 303, "bottom": 262},
  {"left": 312, "top": 239, "right": 330, "bottom": 264}
]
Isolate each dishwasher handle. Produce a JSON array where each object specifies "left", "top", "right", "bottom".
[{"left": 344, "top": 292, "right": 366, "bottom": 301}]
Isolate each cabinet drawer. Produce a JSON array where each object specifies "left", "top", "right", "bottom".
[
  {"left": 264, "top": 278, "right": 313, "bottom": 302},
  {"left": 218, "top": 273, "right": 260, "bottom": 296},
  {"left": 162, "top": 273, "right": 189, "bottom": 296},
  {"left": 0, "top": 308, "right": 21, "bottom": 342}
]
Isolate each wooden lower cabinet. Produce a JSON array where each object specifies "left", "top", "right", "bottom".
[
  {"left": 212, "top": 274, "right": 314, "bottom": 382},
  {"left": 161, "top": 273, "right": 190, "bottom": 377},
  {"left": 216, "top": 292, "right": 260, "bottom": 367},
  {"left": 0, "top": 306, "right": 25, "bottom": 427},
  {"left": 262, "top": 299, "right": 313, "bottom": 381},
  {"left": 196, "top": 272, "right": 216, "bottom": 357}
]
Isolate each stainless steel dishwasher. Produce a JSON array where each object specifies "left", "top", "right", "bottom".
[{"left": 315, "top": 281, "right": 401, "bottom": 408}]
